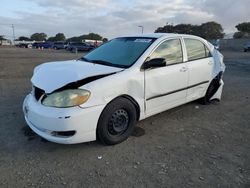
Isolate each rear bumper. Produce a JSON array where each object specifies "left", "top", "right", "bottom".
[
  {"left": 211, "top": 79, "right": 224, "bottom": 101},
  {"left": 23, "top": 94, "right": 105, "bottom": 144}
]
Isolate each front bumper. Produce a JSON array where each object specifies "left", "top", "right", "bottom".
[{"left": 23, "top": 94, "right": 105, "bottom": 144}]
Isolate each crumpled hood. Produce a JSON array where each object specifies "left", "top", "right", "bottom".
[{"left": 31, "top": 60, "right": 123, "bottom": 93}]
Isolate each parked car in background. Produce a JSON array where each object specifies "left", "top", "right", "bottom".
[
  {"left": 243, "top": 42, "right": 250, "bottom": 52},
  {"left": 23, "top": 33, "right": 225, "bottom": 145},
  {"left": 64, "top": 42, "right": 72, "bottom": 50},
  {"left": 16, "top": 43, "right": 32, "bottom": 48},
  {"left": 32, "top": 42, "right": 42, "bottom": 48},
  {"left": 52, "top": 42, "right": 66, "bottom": 50},
  {"left": 40, "top": 42, "right": 54, "bottom": 49},
  {"left": 32, "top": 42, "right": 54, "bottom": 49},
  {"left": 67, "top": 42, "right": 95, "bottom": 52}
]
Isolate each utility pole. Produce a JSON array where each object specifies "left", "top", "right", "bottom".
[
  {"left": 11, "top": 24, "right": 15, "bottom": 45},
  {"left": 138, "top": 26, "right": 144, "bottom": 34}
]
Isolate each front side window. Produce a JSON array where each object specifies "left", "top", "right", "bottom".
[
  {"left": 184, "top": 38, "right": 210, "bottom": 61},
  {"left": 83, "top": 37, "right": 155, "bottom": 68},
  {"left": 149, "top": 39, "right": 183, "bottom": 65}
]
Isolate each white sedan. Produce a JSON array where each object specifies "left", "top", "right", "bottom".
[{"left": 23, "top": 33, "right": 225, "bottom": 145}]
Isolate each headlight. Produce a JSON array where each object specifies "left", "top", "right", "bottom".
[{"left": 42, "top": 89, "right": 90, "bottom": 108}]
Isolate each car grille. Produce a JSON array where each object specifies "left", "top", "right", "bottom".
[{"left": 34, "top": 86, "right": 45, "bottom": 101}]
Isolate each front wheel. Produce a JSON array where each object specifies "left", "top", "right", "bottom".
[{"left": 97, "top": 98, "right": 137, "bottom": 145}]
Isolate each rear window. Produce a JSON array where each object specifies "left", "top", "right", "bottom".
[{"left": 184, "top": 38, "right": 211, "bottom": 61}]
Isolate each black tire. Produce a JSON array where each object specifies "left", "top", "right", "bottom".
[
  {"left": 97, "top": 97, "right": 137, "bottom": 145},
  {"left": 200, "top": 79, "right": 220, "bottom": 105},
  {"left": 244, "top": 49, "right": 247, "bottom": 52}
]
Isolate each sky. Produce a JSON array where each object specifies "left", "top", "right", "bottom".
[{"left": 1, "top": 0, "right": 249, "bottom": 40}]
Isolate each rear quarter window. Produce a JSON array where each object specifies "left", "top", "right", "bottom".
[{"left": 184, "top": 38, "right": 211, "bottom": 61}]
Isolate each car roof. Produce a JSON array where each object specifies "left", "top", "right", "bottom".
[{"left": 119, "top": 33, "right": 198, "bottom": 39}]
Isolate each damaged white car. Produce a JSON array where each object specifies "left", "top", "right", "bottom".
[{"left": 23, "top": 33, "right": 225, "bottom": 145}]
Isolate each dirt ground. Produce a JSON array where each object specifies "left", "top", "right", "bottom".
[{"left": 0, "top": 47, "right": 249, "bottom": 188}]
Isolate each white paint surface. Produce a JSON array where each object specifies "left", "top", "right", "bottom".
[{"left": 24, "top": 33, "right": 226, "bottom": 144}]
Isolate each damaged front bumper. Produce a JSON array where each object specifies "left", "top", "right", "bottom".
[{"left": 23, "top": 94, "right": 105, "bottom": 144}]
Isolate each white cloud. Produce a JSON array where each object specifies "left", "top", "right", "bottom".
[{"left": 1, "top": 0, "right": 250, "bottom": 39}]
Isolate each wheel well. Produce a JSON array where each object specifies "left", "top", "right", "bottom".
[
  {"left": 206, "top": 72, "right": 222, "bottom": 99},
  {"left": 208, "top": 71, "right": 222, "bottom": 88},
  {"left": 214, "top": 71, "right": 223, "bottom": 81},
  {"left": 96, "top": 95, "right": 140, "bottom": 140},
  {"left": 106, "top": 95, "right": 140, "bottom": 121},
  {"left": 120, "top": 95, "right": 140, "bottom": 121}
]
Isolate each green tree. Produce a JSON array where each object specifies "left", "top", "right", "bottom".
[
  {"left": 17, "top": 36, "right": 30, "bottom": 41},
  {"left": 66, "top": 36, "right": 79, "bottom": 42},
  {"left": 48, "top": 33, "right": 66, "bottom": 42},
  {"left": 102, "top": 38, "right": 108, "bottom": 42},
  {"left": 233, "top": 32, "right": 245, "bottom": 39},
  {"left": 30, "top": 33, "right": 47, "bottom": 41},
  {"left": 234, "top": 22, "right": 250, "bottom": 38},
  {"left": 235, "top": 22, "right": 250, "bottom": 33},
  {"left": 47, "top": 37, "right": 55, "bottom": 41},
  {"left": 87, "top": 33, "right": 102, "bottom": 40},
  {"left": 0, "top": 35, "right": 6, "bottom": 40},
  {"left": 55, "top": 33, "right": 66, "bottom": 41},
  {"left": 155, "top": 21, "right": 224, "bottom": 39},
  {"left": 174, "top": 24, "right": 200, "bottom": 35},
  {"left": 155, "top": 23, "right": 175, "bottom": 33},
  {"left": 200, "top": 22, "right": 224, "bottom": 39},
  {"left": 67, "top": 33, "right": 103, "bottom": 42}
]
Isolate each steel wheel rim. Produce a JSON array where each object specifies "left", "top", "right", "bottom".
[{"left": 108, "top": 109, "right": 129, "bottom": 135}]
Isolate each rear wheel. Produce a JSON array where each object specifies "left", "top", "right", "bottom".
[{"left": 97, "top": 98, "right": 137, "bottom": 145}]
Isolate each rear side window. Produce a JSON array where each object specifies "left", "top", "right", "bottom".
[
  {"left": 150, "top": 39, "right": 183, "bottom": 65},
  {"left": 184, "top": 38, "right": 211, "bottom": 61}
]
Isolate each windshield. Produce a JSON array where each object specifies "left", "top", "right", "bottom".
[{"left": 83, "top": 37, "right": 155, "bottom": 68}]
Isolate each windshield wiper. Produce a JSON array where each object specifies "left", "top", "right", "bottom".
[
  {"left": 90, "top": 59, "right": 127, "bottom": 68},
  {"left": 79, "top": 58, "right": 127, "bottom": 68}
]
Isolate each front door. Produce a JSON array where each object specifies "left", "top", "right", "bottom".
[{"left": 145, "top": 38, "right": 188, "bottom": 116}]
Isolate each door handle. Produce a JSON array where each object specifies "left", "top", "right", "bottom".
[{"left": 180, "top": 67, "right": 188, "bottom": 72}]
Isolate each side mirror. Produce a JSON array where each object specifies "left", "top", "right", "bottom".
[{"left": 142, "top": 58, "right": 166, "bottom": 69}]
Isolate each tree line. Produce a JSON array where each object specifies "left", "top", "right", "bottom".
[
  {"left": 12, "top": 21, "right": 250, "bottom": 42},
  {"left": 16, "top": 32, "right": 107, "bottom": 42},
  {"left": 155, "top": 21, "right": 250, "bottom": 39},
  {"left": 233, "top": 22, "right": 250, "bottom": 38},
  {"left": 155, "top": 21, "right": 224, "bottom": 39}
]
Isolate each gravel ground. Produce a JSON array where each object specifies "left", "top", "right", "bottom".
[{"left": 0, "top": 47, "right": 249, "bottom": 188}]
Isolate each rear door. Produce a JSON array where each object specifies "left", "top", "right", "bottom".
[
  {"left": 145, "top": 38, "right": 188, "bottom": 116},
  {"left": 184, "top": 38, "right": 213, "bottom": 101}
]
